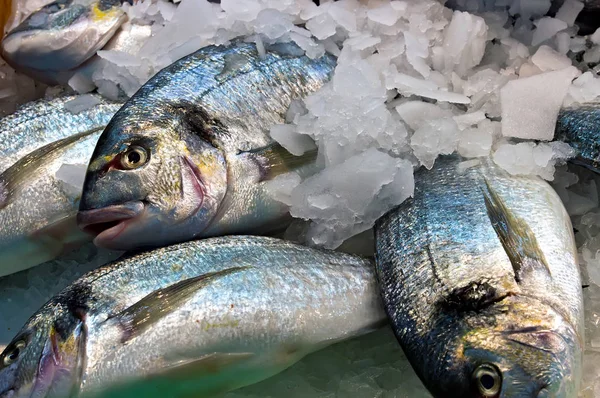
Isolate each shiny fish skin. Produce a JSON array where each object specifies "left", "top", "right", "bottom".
[
  {"left": 0, "top": 94, "right": 122, "bottom": 172},
  {"left": 0, "top": 95, "right": 121, "bottom": 276},
  {"left": 0, "top": 235, "right": 385, "bottom": 398},
  {"left": 1, "top": 0, "right": 128, "bottom": 83},
  {"left": 78, "top": 41, "right": 336, "bottom": 251},
  {"left": 555, "top": 105, "right": 600, "bottom": 173},
  {"left": 0, "top": 128, "right": 104, "bottom": 276},
  {"left": 375, "top": 156, "right": 583, "bottom": 398}
]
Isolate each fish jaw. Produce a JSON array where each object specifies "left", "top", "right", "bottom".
[
  {"left": 77, "top": 201, "right": 145, "bottom": 250},
  {"left": 1, "top": 0, "right": 126, "bottom": 72}
]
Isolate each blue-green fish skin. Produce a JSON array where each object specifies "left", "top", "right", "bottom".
[
  {"left": 0, "top": 235, "right": 385, "bottom": 398},
  {"left": 78, "top": 41, "right": 336, "bottom": 251},
  {"left": 375, "top": 156, "right": 583, "bottom": 398},
  {"left": 0, "top": 95, "right": 121, "bottom": 276},
  {"left": 555, "top": 105, "right": 600, "bottom": 173}
]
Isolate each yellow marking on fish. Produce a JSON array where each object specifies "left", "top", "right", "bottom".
[
  {"left": 199, "top": 318, "right": 240, "bottom": 331},
  {"left": 171, "top": 263, "right": 183, "bottom": 272},
  {"left": 91, "top": 1, "right": 120, "bottom": 22}
]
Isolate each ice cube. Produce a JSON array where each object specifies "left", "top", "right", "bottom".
[
  {"left": 531, "top": 45, "right": 572, "bottom": 71},
  {"left": 55, "top": 163, "right": 88, "bottom": 196},
  {"left": 270, "top": 124, "right": 316, "bottom": 156},
  {"left": 532, "top": 17, "right": 568, "bottom": 46},
  {"left": 442, "top": 11, "right": 488, "bottom": 77},
  {"left": 63, "top": 94, "right": 102, "bottom": 114},
  {"left": 395, "top": 101, "right": 453, "bottom": 131},
  {"left": 411, "top": 118, "right": 459, "bottom": 169},
  {"left": 555, "top": 0, "right": 584, "bottom": 26},
  {"left": 500, "top": 66, "right": 580, "bottom": 141}
]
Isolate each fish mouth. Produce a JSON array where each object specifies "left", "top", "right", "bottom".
[
  {"left": 0, "top": 388, "right": 14, "bottom": 398},
  {"left": 77, "top": 202, "right": 145, "bottom": 247}
]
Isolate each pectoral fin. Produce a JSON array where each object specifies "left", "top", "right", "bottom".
[
  {"left": 242, "top": 142, "right": 318, "bottom": 182},
  {"left": 0, "top": 127, "right": 103, "bottom": 209},
  {"left": 481, "top": 179, "right": 551, "bottom": 283},
  {"left": 111, "top": 266, "right": 251, "bottom": 343}
]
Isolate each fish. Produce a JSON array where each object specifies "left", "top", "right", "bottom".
[
  {"left": 1, "top": 0, "right": 130, "bottom": 84},
  {"left": 0, "top": 94, "right": 121, "bottom": 172},
  {"left": 555, "top": 104, "right": 600, "bottom": 174},
  {"left": 375, "top": 155, "right": 584, "bottom": 397},
  {"left": 0, "top": 95, "right": 122, "bottom": 276},
  {"left": 77, "top": 41, "right": 336, "bottom": 251},
  {"left": 0, "top": 235, "right": 385, "bottom": 398}
]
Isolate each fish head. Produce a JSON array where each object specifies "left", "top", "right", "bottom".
[
  {"left": 1, "top": 0, "right": 126, "bottom": 72},
  {"left": 77, "top": 111, "right": 228, "bottom": 250},
  {"left": 425, "top": 294, "right": 581, "bottom": 398},
  {"left": 0, "top": 304, "right": 85, "bottom": 398}
]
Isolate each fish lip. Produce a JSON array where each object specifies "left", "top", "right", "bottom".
[
  {"left": 77, "top": 201, "right": 145, "bottom": 236},
  {"left": 0, "top": 388, "right": 14, "bottom": 398}
]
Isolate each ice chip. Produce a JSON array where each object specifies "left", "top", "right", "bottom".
[
  {"left": 411, "top": 118, "right": 459, "bottom": 169},
  {"left": 555, "top": 0, "right": 584, "bottom": 26},
  {"left": 270, "top": 124, "right": 316, "bottom": 156},
  {"left": 56, "top": 163, "right": 88, "bottom": 196},
  {"left": 395, "top": 101, "right": 453, "bottom": 131},
  {"left": 501, "top": 66, "right": 580, "bottom": 141},
  {"left": 286, "top": 148, "right": 414, "bottom": 249},
  {"left": 531, "top": 45, "right": 572, "bottom": 71},
  {"left": 442, "top": 11, "right": 488, "bottom": 77},
  {"left": 532, "top": 17, "right": 568, "bottom": 46},
  {"left": 64, "top": 94, "right": 102, "bottom": 114},
  {"left": 366, "top": 4, "right": 399, "bottom": 26}
]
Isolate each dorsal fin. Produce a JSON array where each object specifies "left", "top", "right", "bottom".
[
  {"left": 481, "top": 179, "right": 551, "bottom": 283},
  {"left": 111, "top": 266, "right": 250, "bottom": 343}
]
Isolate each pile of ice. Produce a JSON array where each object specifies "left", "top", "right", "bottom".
[{"left": 57, "top": 0, "right": 599, "bottom": 249}]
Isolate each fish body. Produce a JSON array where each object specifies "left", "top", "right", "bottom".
[
  {"left": 0, "top": 94, "right": 121, "bottom": 171},
  {"left": 555, "top": 105, "right": 600, "bottom": 173},
  {"left": 0, "top": 95, "right": 121, "bottom": 276},
  {"left": 0, "top": 235, "right": 385, "bottom": 398},
  {"left": 78, "top": 41, "right": 336, "bottom": 251},
  {"left": 375, "top": 156, "right": 583, "bottom": 397},
  {"left": 1, "top": 0, "right": 129, "bottom": 84}
]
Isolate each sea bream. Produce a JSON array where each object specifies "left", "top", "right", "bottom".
[
  {"left": 77, "top": 41, "right": 336, "bottom": 251},
  {"left": 555, "top": 104, "right": 600, "bottom": 174},
  {"left": 0, "top": 95, "right": 121, "bottom": 276},
  {"left": 1, "top": 0, "right": 131, "bottom": 84},
  {"left": 375, "top": 156, "right": 584, "bottom": 397},
  {"left": 0, "top": 235, "right": 385, "bottom": 398}
]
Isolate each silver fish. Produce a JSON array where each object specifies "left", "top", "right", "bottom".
[
  {"left": 0, "top": 95, "right": 121, "bottom": 276},
  {"left": 0, "top": 94, "right": 121, "bottom": 172},
  {"left": 1, "top": 0, "right": 129, "bottom": 84},
  {"left": 555, "top": 104, "right": 600, "bottom": 174},
  {"left": 77, "top": 41, "right": 336, "bottom": 251},
  {"left": 0, "top": 235, "right": 385, "bottom": 398},
  {"left": 375, "top": 156, "right": 584, "bottom": 397}
]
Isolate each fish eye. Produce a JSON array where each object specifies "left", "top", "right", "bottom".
[
  {"left": 472, "top": 364, "right": 502, "bottom": 397},
  {"left": 2, "top": 340, "right": 26, "bottom": 366},
  {"left": 120, "top": 146, "right": 149, "bottom": 170}
]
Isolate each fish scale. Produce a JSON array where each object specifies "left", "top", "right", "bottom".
[
  {"left": 375, "top": 155, "right": 583, "bottom": 398},
  {"left": 78, "top": 41, "right": 335, "bottom": 251},
  {"left": 0, "top": 235, "right": 386, "bottom": 398}
]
